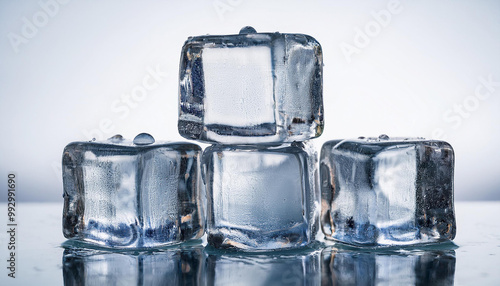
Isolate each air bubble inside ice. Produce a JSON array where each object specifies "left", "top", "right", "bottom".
[
  {"left": 239, "top": 26, "right": 257, "bottom": 34},
  {"left": 133, "top": 133, "right": 155, "bottom": 145}
]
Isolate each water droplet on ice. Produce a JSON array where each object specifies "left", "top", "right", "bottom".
[
  {"left": 358, "top": 136, "right": 365, "bottom": 139},
  {"left": 239, "top": 26, "right": 257, "bottom": 34},
  {"left": 378, "top": 134, "right": 390, "bottom": 140},
  {"left": 133, "top": 133, "right": 155, "bottom": 145},
  {"left": 108, "top": 134, "right": 124, "bottom": 143}
]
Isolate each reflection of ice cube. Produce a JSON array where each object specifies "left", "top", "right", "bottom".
[
  {"left": 320, "top": 137, "right": 456, "bottom": 246},
  {"left": 322, "top": 247, "right": 456, "bottom": 285},
  {"left": 62, "top": 245, "right": 204, "bottom": 285},
  {"left": 62, "top": 135, "right": 204, "bottom": 249},
  {"left": 178, "top": 27, "right": 323, "bottom": 144},
  {"left": 205, "top": 248, "right": 321, "bottom": 286},
  {"left": 203, "top": 142, "right": 320, "bottom": 250}
]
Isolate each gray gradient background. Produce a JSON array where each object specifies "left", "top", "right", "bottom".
[{"left": 0, "top": 0, "right": 499, "bottom": 202}]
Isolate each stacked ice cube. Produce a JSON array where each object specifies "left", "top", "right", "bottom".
[
  {"left": 62, "top": 133, "right": 204, "bottom": 248},
  {"left": 62, "top": 26, "right": 456, "bottom": 251},
  {"left": 178, "top": 27, "right": 324, "bottom": 250},
  {"left": 320, "top": 136, "right": 456, "bottom": 247}
]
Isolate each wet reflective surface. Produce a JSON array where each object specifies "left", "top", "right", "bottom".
[
  {"left": 62, "top": 242, "right": 204, "bottom": 285},
  {"left": 322, "top": 245, "right": 456, "bottom": 285},
  {"left": 0, "top": 202, "right": 498, "bottom": 285},
  {"left": 205, "top": 246, "right": 321, "bottom": 285}
]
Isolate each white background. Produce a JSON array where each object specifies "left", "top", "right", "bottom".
[{"left": 0, "top": 0, "right": 499, "bottom": 201}]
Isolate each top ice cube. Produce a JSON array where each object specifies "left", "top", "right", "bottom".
[{"left": 178, "top": 26, "right": 324, "bottom": 144}]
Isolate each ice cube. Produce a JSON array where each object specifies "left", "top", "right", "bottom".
[
  {"left": 320, "top": 136, "right": 456, "bottom": 246},
  {"left": 205, "top": 248, "right": 321, "bottom": 285},
  {"left": 178, "top": 26, "right": 324, "bottom": 144},
  {"left": 203, "top": 142, "right": 320, "bottom": 250},
  {"left": 62, "top": 133, "right": 204, "bottom": 248},
  {"left": 322, "top": 246, "right": 456, "bottom": 285},
  {"left": 63, "top": 245, "right": 204, "bottom": 285}
]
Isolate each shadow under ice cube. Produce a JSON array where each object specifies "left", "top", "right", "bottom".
[
  {"left": 178, "top": 27, "right": 323, "bottom": 144},
  {"left": 203, "top": 142, "right": 319, "bottom": 251},
  {"left": 320, "top": 136, "right": 456, "bottom": 247},
  {"left": 62, "top": 134, "right": 204, "bottom": 249}
]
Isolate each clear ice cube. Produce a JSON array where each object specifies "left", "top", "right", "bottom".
[
  {"left": 203, "top": 142, "right": 320, "bottom": 250},
  {"left": 178, "top": 27, "right": 324, "bottom": 144},
  {"left": 321, "top": 246, "right": 456, "bottom": 285},
  {"left": 205, "top": 248, "right": 321, "bottom": 285},
  {"left": 63, "top": 245, "right": 204, "bottom": 285},
  {"left": 62, "top": 134, "right": 205, "bottom": 248},
  {"left": 320, "top": 136, "right": 456, "bottom": 247}
]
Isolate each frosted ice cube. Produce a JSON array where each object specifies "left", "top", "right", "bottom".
[
  {"left": 205, "top": 248, "right": 321, "bottom": 285},
  {"left": 62, "top": 134, "right": 204, "bottom": 249},
  {"left": 322, "top": 246, "right": 456, "bottom": 285},
  {"left": 320, "top": 136, "right": 456, "bottom": 247},
  {"left": 203, "top": 142, "right": 320, "bottom": 250},
  {"left": 63, "top": 245, "right": 204, "bottom": 285},
  {"left": 178, "top": 27, "right": 323, "bottom": 144}
]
